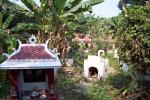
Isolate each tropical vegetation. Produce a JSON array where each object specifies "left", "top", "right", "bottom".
[{"left": 0, "top": 0, "right": 150, "bottom": 99}]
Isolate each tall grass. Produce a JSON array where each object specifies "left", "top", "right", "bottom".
[{"left": 86, "top": 83, "right": 111, "bottom": 100}]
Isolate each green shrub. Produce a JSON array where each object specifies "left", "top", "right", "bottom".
[
  {"left": 86, "top": 83, "right": 111, "bottom": 100},
  {"left": 0, "top": 55, "right": 6, "bottom": 63},
  {"left": 105, "top": 72, "right": 131, "bottom": 89},
  {"left": 0, "top": 80, "right": 10, "bottom": 97},
  {"left": 106, "top": 54, "right": 120, "bottom": 69},
  {"left": 56, "top": 73, "right": 76, "bottom": 90},
  {"left": 0, "top": 70, "right": 7, "bottom": 81}
]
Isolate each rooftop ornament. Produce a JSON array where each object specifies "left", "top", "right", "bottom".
[{"left": 28, "top": 34, "right": 37, "bottom": 44}]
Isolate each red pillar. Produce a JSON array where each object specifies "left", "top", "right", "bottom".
[
  {"left": 8, "top": 70, "right": 20, "bottom": 100},
  {"left": 46, "top": 69, "right": 59, "bottom": 100},
  {"left": 46, "top": 69, "right": 54, "bottom": 88}
]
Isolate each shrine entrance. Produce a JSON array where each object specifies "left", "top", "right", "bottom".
[
  {"left": 19, "top": 69, "right": 48, "bottom": 92},
  {"left": 88, "top": 67, "right": 98, "bottom": 78}
]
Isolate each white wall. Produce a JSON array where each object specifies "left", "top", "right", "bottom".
[{"left": 84, "top": 55, "right": 109, "bottom": 79}]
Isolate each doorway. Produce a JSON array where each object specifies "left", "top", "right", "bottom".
[
  {"left": 88, "top": 67, "right": 98, "bottom": 78},
  {"left": 20, "top": 69, "right": 48, "bottom": 92}
]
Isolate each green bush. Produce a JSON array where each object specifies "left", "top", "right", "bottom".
[
  {"left": 56, "top": 73, "right": 76, "bottom": 90},
  {"left": 106, "top": 54, "right": 120, "bottom": 69},
  {"left": 0, "top": 55, "right": 6, "bottom": 63},
  {"left": 105, "top": 72, "right": 131, "bottom": 89},
  {"left": 86, "top": 83, "right": 111, "bottom": 100},
  {"left": 0, "top": 80, "right": 10, "bottom": 97}
]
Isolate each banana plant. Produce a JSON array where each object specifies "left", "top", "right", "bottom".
[
  {"left": 0, "top": 12, "right": 14, "bottom": 34},
  {"left": 11, "top": 0, "right": 104, "bottom": 65},
  {"left": 0, "top": 12, "right": 16, "bottom": 54},
  {"left": 11, "top": 0, "right": 104, "bottom": 41},
  {"left": 106, "top": 14, "right": 126, "bottom": 37},
  {"left": 12, "top": 0, "right": 104, "bottom": 32}
]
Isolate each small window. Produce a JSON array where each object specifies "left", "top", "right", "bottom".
[{"left": 23, "top": 69, "right": 46, "bottom": 82}]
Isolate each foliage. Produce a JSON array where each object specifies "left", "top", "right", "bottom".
[
  {"left": 0, "top": 55, "right": 7, "bottom": 81},
  {"left": 67, "top": 15, "right": 110, "bottom": 56},
  {"left": 56, "top": 73, "right": 76, "bottom": 90},
  {"left": 105, "top": 72, "right": 131, "bottom": 89},
  {"left": 0, "top": 55, "right": 6, "bottom": 63},
  {"left": 106, "top": 54, "right": 120, "bottom": 69},
  {"left": 16, "top": 0, "right": 104, "bottom": 35},
  {"left": 118, "top": 0, "right": 149, "bottom": 9},
  {"left": 0, "top": 0, "right": 25, "bottom": 13},
  {"left": 115, "top": 6, "right": 150, "bottom": 74},
  {"left": 12, "top": 23, "right": 41, "bottom": 32},
  {"left": 86, "top": 83, "right": 111, "bottom": 100},
  {"left": 10, "top": 0, "right": 104, "bottom": 65},
  {"left": 56, "top": 72, "right": 111, "bottom": 100},
  {"left": 0, "top": 12, "right": 17, "bottom": 54},
  {"left": 0, "top": 80, "right": 10, "bottom": 97},
  {"left": 0, "top": 12, "right": 14, "bottom": 33}
]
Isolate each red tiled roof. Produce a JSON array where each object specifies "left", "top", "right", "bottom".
[
  {"left": 9, "top": 45, "right": 54, "bottom": 60},
  {"left": 73, "top": 37, "right": 92, "bottom": 43},
  {"left": 73, "top": 34, "right": 92, "bottom": 43}
]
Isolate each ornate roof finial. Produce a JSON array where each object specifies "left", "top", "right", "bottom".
[
  {"left": 46, "top": 39, "right": 50, "bottom": 45},
  {"left": 28, "top": 34, "right": 37, "bottom": 44},
  {"left": 17, "top": 39, "right": 22, "bottom": 45}
]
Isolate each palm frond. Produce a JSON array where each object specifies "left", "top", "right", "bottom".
[
  {"left": 55, "top": 0, "right": 68, "bottom": 14},
  {"left": 20, "top": 0, "right": 39, "bottom": 14},
  {"left": 89, "top": 0, "right": 104, "bottom": 6},
  {"left": 3, "top": 14, "right": 14, "bottom": 30},
  {"left": 11, "top": 23, "right": 41, "bottom": 32}
]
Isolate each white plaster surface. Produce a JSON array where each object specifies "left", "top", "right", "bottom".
[
  {"left": 98, "top": 50, "right": 105, "bottom": 56},
  {"left": 84, "top": 55, "right": 109, "bottom": 79},
  {"left": 114, "top": 49, "right": 119, "bottom": 59}
]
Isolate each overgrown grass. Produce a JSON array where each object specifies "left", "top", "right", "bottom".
[
  {"left": 105, "top": 72, "right": 131, "bottom": 89},
  {"left": 106, "top": 54, "right": 120, "bottom": 69},
  {"left": 56, "top": 73, "right": 76, "bottom": 91},
  {"left": 56, "top": 72, "right": 111, "bottom": 100},
  {"left": 56, "top": 54, "right": 136, "bottom": 99},
  {"left": 85, "top": 83, "right": 111, "bottom": 100}
]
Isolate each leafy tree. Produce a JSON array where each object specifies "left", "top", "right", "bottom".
[
  {"left": 115, "top": 6, "right": 150, "bottom": 75},
  {"left": 66, "top": 15, "right": 111, "bottom": 63},
  {"left": 0, "top": 0, "right": 26, "bottom": 15},
  {"left": 118, "top": 0, "right": 150, "bottom": 9}
]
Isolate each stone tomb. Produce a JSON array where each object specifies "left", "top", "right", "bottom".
[{"left": 84, "top": 55, "right": 109, "bottom": 80}]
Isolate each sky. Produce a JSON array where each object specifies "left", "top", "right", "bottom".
[
  {"left": 92, "top": 0, "right": 121, "bottom": 18},
  {"left": 9, "top": 0, "right": 121, "bottom": 18}
]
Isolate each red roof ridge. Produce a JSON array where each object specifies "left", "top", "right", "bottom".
[{"left": 8, "top": 43, "right": 56, "bottom": 60}]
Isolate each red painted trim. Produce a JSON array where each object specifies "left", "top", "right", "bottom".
[
  {"left": 46, "top": 69, "right": 59, "bottom": 100},
  {"left": 46, "top": 69, "right": 54, "bottom": 88},
  {"left": 9, "top": 70, "right": 20, "bottom": 100}
]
